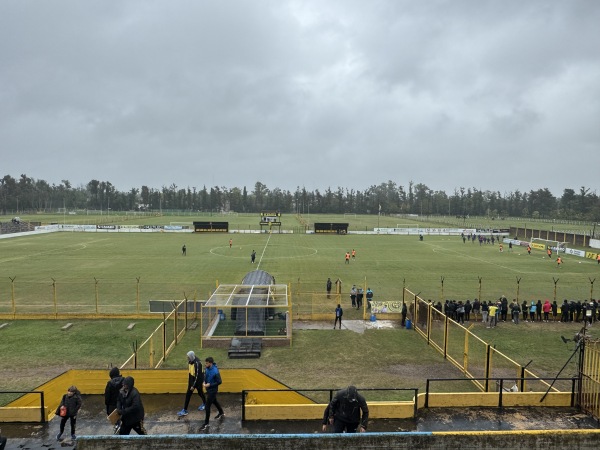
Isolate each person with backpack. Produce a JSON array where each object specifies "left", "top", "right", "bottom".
[{"left": 56, "top": 385, "right": 82, "bottom": 441}]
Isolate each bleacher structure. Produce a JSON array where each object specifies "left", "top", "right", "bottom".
[{"left": 0, "top": 219, "right": 36, "bottom": 235}]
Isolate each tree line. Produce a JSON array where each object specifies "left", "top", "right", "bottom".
[{"left": 1, "top": 174, "right": 598, "bottom": 221}]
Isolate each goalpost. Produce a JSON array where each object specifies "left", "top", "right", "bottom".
[
  {"left": 396, "top": 223, "right": 419, "bottom": 229},
  {"left": 530, "top": 238, "right": 567, "bottom": 254},
  {"left": 169, "top": 222, "right": 192, "bottom": 227}
]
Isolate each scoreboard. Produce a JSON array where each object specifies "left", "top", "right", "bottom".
[{"left": 260, "top": 211, "right": 281, "bottom": 225}]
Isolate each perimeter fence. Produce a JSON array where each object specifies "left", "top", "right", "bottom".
[{"left": 408, "top": 289, "right": 566, "bottom": 393}]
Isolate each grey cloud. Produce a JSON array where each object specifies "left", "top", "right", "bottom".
[{"left": 1, "top": 0, "right": 599, "bottom": 196}]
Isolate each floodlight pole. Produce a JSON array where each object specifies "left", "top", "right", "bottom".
[
  {"left": 553, "top": 277, "right": 559, "bottom": 304},
  {"left": 516, "top": 277, "right": 521, "bottom": 303},
  {"left": 440, "top": 276, "right": 444, "bottom": 302},
  {"left": 478, "top": 277, "right": 482, "bottom": 303},
  {"left": 589, "top": 278, "right": 595, "bottom": 302}
]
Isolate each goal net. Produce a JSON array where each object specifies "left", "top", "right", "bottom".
[
  {"left": 169, "top": 222, "right": 192, "bottom": 227},
  {"left": 530, "top": 238, "right": 567, "bottom": 254},
  {"left": 343, "top": 213, "right": 357, "bottom": 218},
  {"left": 396, "top": 224, "right": 419, "bottom": 229}
]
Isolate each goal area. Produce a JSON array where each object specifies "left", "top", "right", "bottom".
[{"left": 530, "top": 238, "right": 567, "bottom": 253}]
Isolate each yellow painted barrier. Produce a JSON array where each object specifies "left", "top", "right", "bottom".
[
  {"left": 1, "top": 369, "right": 576, "bottom": 423},
  {"left": 244, "top": 401, "right": 415, "bottom": 421},
  {"left": 3, "top": 368, "right": 290, "bottom": 423}
]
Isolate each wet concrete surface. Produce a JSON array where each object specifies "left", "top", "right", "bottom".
[
  {"left": 295, "top": 319, "right": 401, "bottom": 333},
  {"left": 2, "top": 320, "right": 599, "bottom": 448},
  {"left": 1, "top": 393, "right": 598, "bottom": 449}
]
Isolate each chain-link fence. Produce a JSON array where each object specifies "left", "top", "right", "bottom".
[{"left": 0, "top": 278, "right": 214, "bottom": 317}]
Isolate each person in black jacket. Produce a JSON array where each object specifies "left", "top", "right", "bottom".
[
  {"left": 117, "top": 376, "right": 146, "bottom": 435},
  {"left": 104, "top": 367, "right": 124, "bottom": 416},
  {"left": 177, "top": 351, "right": 207, "bottom": 416},
  {"left": 321, "top": 404, "right": 331, "bottom": 432},
  {"left": 401, "top": 302, "right": 408, "bottom": 327},
  {"left": 328, "top": 385, "right": 368, "bottom": 433},
  {"left": 56, "top": 385, "right": 82, "bottom": 441}
]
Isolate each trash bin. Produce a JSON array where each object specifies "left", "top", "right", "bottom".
[
  {"left": 406, "top": 319, "right": 412, "bottom": 329},
  {"left": 370, "top": 314, "right": 377, "bottom": 322},
  {"left": 218, "top": 309, "right": 226, "bottom": 320}
]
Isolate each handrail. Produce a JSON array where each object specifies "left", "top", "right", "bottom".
[
  {"left": 424, "top": 377, "right": 577, "bottom": 408},
  {"left": 241, "top": 387, "right": 419, "bottom": 422},
  {"left": 0, "top": 390, "right": 46, "bottom": 423}
]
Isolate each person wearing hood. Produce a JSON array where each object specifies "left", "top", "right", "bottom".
[
  {"left": 327, "top": 385, "right": 369, "bottom": 433},
  {"left": 529, "top": 301, "right": 537, "bottom": 322},
  {"left": 177, "top": 351, "right": 207, "bottom": 416},
  {"left": 56, "top": 385, "right": 82, "bottom": 441},
  {"left": 543, "top": 299, "right": 552, "bottom": 322},
  {"left": 200, "top": 356, "right": 224, "bottom": 431},
  {"left": 104, "top": 367, "right": 124, "bottom": 416},
  {"left": 117, "top": 376, "right": 146, "bottom": 435}
]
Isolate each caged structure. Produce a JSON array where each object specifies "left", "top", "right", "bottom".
[{"left": 200, "top": 270, "right": 291, "bottom": 348}]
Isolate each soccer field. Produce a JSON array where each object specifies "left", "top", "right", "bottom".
[
  {"left": 0, "top": 229, "right": 595, "bottom": 403},
  {"left": 0, "top": 231, "right": 596, "bottom": 313}
]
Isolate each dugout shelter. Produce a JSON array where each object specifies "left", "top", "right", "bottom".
[
  {"left": 200, "top": 270, "right": 291, "bottom": 348},
  {"left": 314, "top": 222, "right": 349, "bottom": 234},
  {"left": 193, "top": 221, "right": 229, "bottom": 232}
]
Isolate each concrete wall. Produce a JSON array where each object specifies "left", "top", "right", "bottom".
[{"left": 76, "top": 430, "right": 600, "bottom": 450}]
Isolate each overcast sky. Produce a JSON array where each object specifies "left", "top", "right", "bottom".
[{"left": 1, "top": 1, "right": 599, "bottom": 197}]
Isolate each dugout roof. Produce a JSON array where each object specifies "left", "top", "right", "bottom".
[{"left": 204, "top": 283, "right": 289, "bottom": 307}]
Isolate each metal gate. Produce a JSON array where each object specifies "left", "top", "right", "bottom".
[{"left": 580, "top": 338, "right": 600, "bottom": 421}]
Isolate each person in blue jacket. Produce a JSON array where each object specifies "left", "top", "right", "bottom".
[
  {"left": 334, "top": 304, "right": 343, "bottom": 329},
  {"left": 200, "top": 357, "right": 224, "bottom": 430}
]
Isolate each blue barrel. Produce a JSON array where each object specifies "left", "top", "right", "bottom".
[
  {"left": 370, "top": 314, "right": 376, "bottom": 322},
  {"left": 406, "top": 319, "right": 412, "bottom": 329},
  {"left": 218, "top": 309, "right": 225, "bottom": 320}
]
